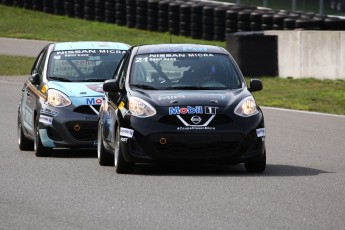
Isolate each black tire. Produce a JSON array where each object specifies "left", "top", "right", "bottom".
[
  {"left": 114, "top": 126, "right": 134, "bottom": 174},
  {"left": 18, "top": 112, "right": 34, "bottom": 151},
  {"left": 34, "top": 117, "right": 52, "bottom": 157},
  {"left": 244, "top": 149, "right": 266, "bottom": 173},
  {"left": 97, "top": 119, "right": 114, "bottom": 166}
]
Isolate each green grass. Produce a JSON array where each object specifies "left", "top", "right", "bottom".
[
  {"left": 0, "top": 55, "right": 35, "bottom": 75},
  {"left": 249, "top": 77, "right": 345, "bottom": 115},
  {"left": 0, "top": 4, "right": 344, "bottom": 115}
]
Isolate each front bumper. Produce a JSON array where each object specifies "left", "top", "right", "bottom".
[
  {"left": 38, "top": 105, "right": 99, "bottom": 148},
  {"left": 119, "top": 113, "right": 265, "bottom": 164}
]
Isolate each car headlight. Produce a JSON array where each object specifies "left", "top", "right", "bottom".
[
  {"left": 46, "top": 89, "right": 71, "bottom": 107},
  {"left": 128, "top": 97, "right": 156, "bottom": 117},
  {"left": 234, "top": 96, "right": 259, "bottom": 117}
]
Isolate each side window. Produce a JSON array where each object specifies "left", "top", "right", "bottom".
[
  {"left": 117, "top": 54, "right": 130, "bottom": 90},
  {"left": 114, "top": 52, "right": 129, "bottom": 80},
  {"left": 31, "top": 47, "right": 48, "bottom": 75}
]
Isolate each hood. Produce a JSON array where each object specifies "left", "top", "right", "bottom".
[
  {"left": 46, "top": 82, "right": 104, "bottom": 97},
  {"left": 131, "top": 89, "right": 249, "bottom": 108}
]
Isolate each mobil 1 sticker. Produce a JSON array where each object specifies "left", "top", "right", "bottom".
[{"left": 86, "top": 97, "right": 103, "bottom": 105}]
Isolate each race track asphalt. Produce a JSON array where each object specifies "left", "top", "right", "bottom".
[{"left": 1, "top": 37, "right": 345, "bottom": 230}]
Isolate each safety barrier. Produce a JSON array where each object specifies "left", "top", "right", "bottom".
[{"left": 2, "top": 0, "right": 345, "bottom": 42}]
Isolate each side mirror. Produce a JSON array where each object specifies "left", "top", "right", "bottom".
[
  {"left": 103, "top": 79, "right": 120, "bottom": 92},
  {"left": 249, "top": 79, "right": 263, "bottom": 92},
  {"left": 29, "top": 73, "right": 40, "bottom": 84}
]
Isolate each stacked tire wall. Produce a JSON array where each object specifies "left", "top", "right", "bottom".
[{"left": 2, "top": 0, "right": 345, "bottom": 42}]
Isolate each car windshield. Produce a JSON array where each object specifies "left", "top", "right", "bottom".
[
  {"left": 130, "top": 53, "right": 243, "bottom": 90},
  {"left": 47, "top": 49, "right": 126, "bottom": 82}
]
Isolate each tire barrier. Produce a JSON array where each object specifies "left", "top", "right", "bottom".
[
  {"left": 42, "top": 0, "right": 53, "bottom": 14},
  {"left": 84, "top": 0, "right": 95, "bottom": 21},
  {"left": 147, "top": 0, "right": 159, "bottom": 31},
  {"left": 64, "top": 0, "right": 74, "bottom": 18},
  {"left": 190, "top": 3, "right": 203, "bottom": 39},
  {"left": 74, "top": 0, "right": 84, "bottom": 19},
  {"left": 95, "top": 0, "right": 105, "bottom": 22},
  {"left": 32, "top": 0, "right": 42, "bottom": 11},
  {"left": 2, "top": 0, "right": 345, "bottom": 41},
  {"left": 226, "top": 32, "right": 278, "bottom": 77},
  {"left": 136, "top": 0, "right": 148, "bottom": 30},
  {"left": 105, "top": 0, "right": 116, "bottom": 23},
  {"left": 23, "top": 0, "right": 32, "bottom": 9},
  {"left": 179, "top": 3, "right": 191, "bottom": 37},
  {"left": 115, "top": 0, "right": 126, "bottom": 26},
  {"left": 13, "top": 0, "right": 23, "bottom": 7},
  {"left": 1, "top": 0, "right": 13, "bottom": 6},
  {"left": 168, "top": 2, "right": 180, "bottom": 35},
  {"left": 53, "top": 0, "right": 64, "bottom": 16},
  {"left": 126, "top": 0, "right": 136, "bottom": 28}
]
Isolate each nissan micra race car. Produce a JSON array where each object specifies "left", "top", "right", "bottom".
[
  {"left": 18, "top": 41, "right": 130, "bottom": 156},
  {"left": 98, "top": 44, "right": 266, "bottom": 174}
]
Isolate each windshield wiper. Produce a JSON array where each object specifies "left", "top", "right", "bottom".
[
  {"left": 49, "top": 76, "right": 72, "bottom": 82},
  {"left": 170, "top": 86, "right": 203, "bottom": 90},
  {"left": 131, "top": 84, "right": 157, "bottom": 90},
  {"left": 79, "top": 78, "right": 107, "bottom": 82}
]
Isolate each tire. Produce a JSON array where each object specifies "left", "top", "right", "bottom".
[
  {"left": 114, "top": 126, "right": 134, "bottom": 174},
  {"left": 34, "top": 117, "right": 52, "bottom": 157},
  {"left": 244, "top": 149, "right": 266, "bottom": 173},
  {"left": 18, "top": 112, "right": 34, "bottom": 151},
  {"left": 97, "top": 119, "right": 114, "bottom": 166}
]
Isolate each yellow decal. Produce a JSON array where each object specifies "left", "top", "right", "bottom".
[
  {"left": 41, "top": 85, "right": 47, "bottom": 94},
  {"left": 118, "top": 101, "right": 125, "bottom": 110}
]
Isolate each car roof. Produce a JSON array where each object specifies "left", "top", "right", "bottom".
[
  {"left": 135, "top": 44, "right": 228, "bottom": 55},
  {"left": 52, "top": 41, "right": 130, "bottom": 51}
]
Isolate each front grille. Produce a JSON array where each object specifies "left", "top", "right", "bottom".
[
  {"left": 73, "top": 105, "right": 101, "bottom": 115},
  {"left": 158, "top": 114, "right": 232, "bottom": 126},
  {"left": 66, "top": 121, "right": 97, "bottom": 141},
  {"left": 150, "top": 134, "right": 240, "bottom": 157}
]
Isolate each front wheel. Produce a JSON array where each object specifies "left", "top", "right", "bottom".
[
  {"left": 114, "top": 126, "right": 134, "bottom": 174},
  {"left": 34, "top": 118, "right": 52, "bottom": 157},
  {"left": 18, "top": 112, "right": 34, "bottom": 151},
  {"left": 97, "top": 119, "right": 114, "bottom": 166},
  {"left": 244, "top": 149, "right": 266, "bottom": 173}
]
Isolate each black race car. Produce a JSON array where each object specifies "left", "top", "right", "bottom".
[
  {"left": 98, "top": 44, "right": 266, "bottom": 173},
  {"left": 18, "top": 41, "right": 130, "bottom": 156}
]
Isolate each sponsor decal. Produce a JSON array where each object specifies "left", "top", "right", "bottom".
[
  {"left": 169, "top": 106, "right": 218, "bottom": 115},
  {"left": 204, "top": 106, "right": 218, "bottom": 114},
  {"left": 256, "top": 128, "right": 265, "bottom": 137},
  {"left": 56, "top": 50, "right": 98, "bottom": 55},
  {"left": 169, "top": 106, "right": 203, "bottom": 115},
  {"left": 39, "top": 115, "right": 53, "bottom": 125},
  {"left": 86, "top": 97, "right": 103, "bottom": 105},
  {"left": 121, "top": 137, "right": 128, "bottom": 143},
  {"left": 118, "top": 101, "right": 125, "bottom": 110},
  {"left": 41, "top": 85, "right": 48, "bottom": 94},
  {"left": 86, "top": 84, "right": 104, "bottom": 93},
  {"left": 120, "top": 127, "right": 134, "bottom": 138},
  {"left": 40, "top": 108, "right": 59, "bottom": 117},
  {"left": 177, "top": 126, "right": 215, "bottom": 131},
  {"left": 158, "top": 95, "right": 186, "bottom": 101}
]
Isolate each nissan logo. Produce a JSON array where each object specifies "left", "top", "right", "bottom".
[{"left": 191, "top": 115, "right": 202, "bottom": 124}]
